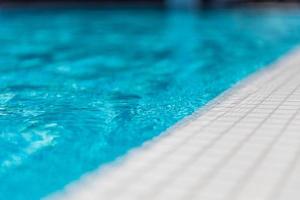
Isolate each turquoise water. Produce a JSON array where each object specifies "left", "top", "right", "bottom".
[{"left": 1, "top": 8, "right": 300, "bottom": 199}]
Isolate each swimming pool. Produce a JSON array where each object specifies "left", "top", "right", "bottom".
[{"left": 1, "top": 8, "right": 300, "bottom": 200}]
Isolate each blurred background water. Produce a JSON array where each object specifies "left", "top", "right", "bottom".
[
  {"left": 1, "top": 0, "right": 300, "bottom": 8},
  {"left": 1, "top": 6, "right": 300, "bottom": 200}
]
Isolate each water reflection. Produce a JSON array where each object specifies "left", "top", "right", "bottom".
[{"left": 0, "top": 8, "right": 300, "bottom": 200}]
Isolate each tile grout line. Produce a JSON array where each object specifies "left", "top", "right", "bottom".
[
  {"left": 268, "top": 108, "right": 300, "bottom": 200},
  {"left": 182, "top": 67, "right": 300, "bottom": 200},
  {"left": 225, "top": 84, "right": 300, "bottom": 200},
  {"left": 141, "top": 67, "right": 300, "bottom": 200}
]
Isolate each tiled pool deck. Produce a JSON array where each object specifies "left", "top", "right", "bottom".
[{"left": 50, "top": 49, "right": 300, "bottom": 200}]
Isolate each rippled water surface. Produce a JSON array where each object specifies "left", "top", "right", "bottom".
[{"left": 1, "top": 8, "right": 300, "bottom": 199}]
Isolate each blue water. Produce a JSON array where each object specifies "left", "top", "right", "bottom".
[{"left": 1, "top": 8, "right": 300, "bottom": 199}]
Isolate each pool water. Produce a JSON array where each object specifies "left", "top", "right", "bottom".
[{"left": 1, "top": 8, "right": 300, "bottom": 200}]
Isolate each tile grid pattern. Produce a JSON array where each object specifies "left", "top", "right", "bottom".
[{"left": 50, "top": 49, "right": 300, "bottom": 200}]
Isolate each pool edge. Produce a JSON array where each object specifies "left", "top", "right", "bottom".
[{"left": 47, "top": 46, "right": 300, "bottom": 200}]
